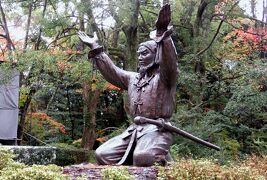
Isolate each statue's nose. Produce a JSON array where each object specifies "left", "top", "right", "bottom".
[{"left": 138, "top": 54, "right": 143, "bottom": 61}]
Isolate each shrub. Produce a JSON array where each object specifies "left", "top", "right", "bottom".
[
  {"left": 25, "top": 112, "right": 67, "bottom": 145},
  {"left": 1, "top": 165, "right": 65, "bottom": 180},
  {"left": 0, "top": 148, "right": 66, "bottom": 179},
  {"left": 51, "top": 143, "right": 96, "bottom": 165},
  {"left": 158, "top": 155, "right": 267, "bottom": 180},
  {"left": 0, "top": 148, "right": 15, "bottom": 170}
]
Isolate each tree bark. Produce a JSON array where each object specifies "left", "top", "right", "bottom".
[
  {"left": 81, "top": 83, "right": 101, "bottom": 150},
  {"left": 23, "top": 1, "right": 33, "bottom": 50},
  {"left": 81, "top": 0, "right": 102, "bottom": 41},
  {"left": 35, "top": 0, "right": 47, "bottom": 50},
  {"left": 194, "top": 0, "right": 208, "bottom": 37},
  {"left": 108, "top": 0, "right": 140, "bottom": 70},
  {"left": 78, "top": 2, "right": 102, "bottom": 150},
  {"left": 0, "top": 0, "right": 15, "bottom": 51},
  {"left": 122, "top": 0, "right": 140, "bottom": 71},
  {"left": 17, "top": 88, "right": 36, "bottom": 145}
]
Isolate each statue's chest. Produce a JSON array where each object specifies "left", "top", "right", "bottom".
[{"left": 128, "top": 75, "right": 161, "bottom": 114}]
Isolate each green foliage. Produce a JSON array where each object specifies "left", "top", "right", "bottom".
[
  {"left": 0, "top": 148, "right": 65, "bottom": 179},
  {"left": 0, "top": 62, "right": 14, "bottom": 85},
  {"left": 169, "top": 0, "right": 267, "bottom": 160},
  {"left": 50, "top": 143, "right": 96, "bottom": 165},
  {"left": 101, "top": 166, "right": 134, "bottom": 180},
  {"left": 157, "top": 156, "right": 267, "bottom": 180},
  {"left": 19, "top": 87, "right": 29, "bottom": 109},
  {"left": 1, "top": 164, "right": 65, "bottom": 180},
  {"left": 25, "top": 113, "right": 65, "bottom": 145},
  {"left": 172, "top": 97, "right": 266, "bottom": 161},
  {"left": 0, "top": 148, "right": 15, "bottom": 170},
  {"left": 224, "top": 86, "right": 267, "bottom": 120}
]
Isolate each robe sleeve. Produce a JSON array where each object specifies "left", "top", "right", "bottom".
[
  {"left": 89, "top": 49, "right": 132, "bottom": 90},
  {"left": 151, "top": 27, "right": 178, "bottom": 88}
]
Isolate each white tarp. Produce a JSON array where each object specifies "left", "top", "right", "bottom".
[{"left": 0, "top": 69, "right": 19, "bottom": 139}]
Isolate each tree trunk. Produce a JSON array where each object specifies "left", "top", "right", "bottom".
[
  {"left": 46, "top": 86, "right": 59, "bottom": 113},
  {"left": 108, "top": 0, "right": 140, "bottom": 70},
  {"left": 123, "top": 25, "right": 138, "bottom": 71},
  {"left": 122, "top": 0, "right": 140, "bottom": 71},
  {"left": 194, "top": 0, "right": 208, "bottom": 38},
  {"left": 17, "top": 88, "right": 36, "bottom": 145},
  {"left": 23, "top": 1, "right": 33, "bottom": 50},
  {"left": 0, "top": 1, "right": 15, "bottom": 51},
  {"left": 17, "top": 0, "right": 47, "bottom": 145},
  {"left": 66, "top": 89, "right": 75, "bottom": 139},
  {"left": 81, "top": 0, "right": 102, "bottom": 41},
  {"left": 35, "top": 0, "right": 47, "bottom": 50},
  {"left": 250, "top": 0, "right": 256, "bottom": 18},
  {"left": 78, "top": 2, "right": 102, "bottom": 150},
  {"left": 81, "top": 83, "right": 101, "bottom": 150}
]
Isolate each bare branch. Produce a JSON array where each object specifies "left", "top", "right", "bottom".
[
  {"left": 0, "top": 1, "right": 15, "bottom": 50},
  {"left": 225, "top": 21, "right": 266, "bottom": 36},
  {"left": 141, "top": 8, "right": 158, "bottom": 16},
  {"left": 196, "top": 18, "right": 224, "bottom": 56},
  {"left": 47, "top": 33, "right": 77, "bottom": 48},
  {"left": 193, "top": 0, "right": 240, "bottom": 58},
  {"left": 0, "top": 34, "right": 6, "bottom": 38},
  {"left": 240, "top": 15, "right": 267, "bottom": 26}
]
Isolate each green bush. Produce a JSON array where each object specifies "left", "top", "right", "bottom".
[
  {"left": 51, "top": 143, "right": 96, "bottom": 165},
  {"left": 158, "top": 156, "right": 267, "bottom": 180},
  {"left": 0, "top": 148, "right": 15, "bottom": 170},
  {"left": 1, "top": 165, "right": 65, "bottom": 180},
  {"left": 0, "top": 148, "right": 66, "bottom": 179}
]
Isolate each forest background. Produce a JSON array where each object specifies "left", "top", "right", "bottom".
[{"left": 0, "top": 0, "right": 266, "bottom": 164}]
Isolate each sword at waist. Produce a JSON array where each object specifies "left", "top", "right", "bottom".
[{"left": 134, "top": 116, "right": 221, "bottom": 151}]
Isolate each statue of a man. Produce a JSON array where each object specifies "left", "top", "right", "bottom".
[{"left": 78, "top": 4, "right": 178, "bottom": 166}]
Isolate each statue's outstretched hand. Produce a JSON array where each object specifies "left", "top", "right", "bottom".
[
  {"left": 155, "top": 4, "right": 171, "bottom": 36},
  {"left": 77, "top": 31, "right": 98, "bottom": 49}
]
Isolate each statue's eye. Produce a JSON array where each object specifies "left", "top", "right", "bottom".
[{"left": 142, "top": 50, "right": 149, "bottom": 56}]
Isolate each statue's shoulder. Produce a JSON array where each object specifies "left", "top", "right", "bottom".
[
  {"left": 127, "top": 71, "right": 138, "bottom": 79},
  {"left": 126, "top": 71, "right": 139, "bottom": 83}
]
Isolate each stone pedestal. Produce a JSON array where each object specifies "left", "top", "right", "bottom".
[{"left": 63, "top": 164, "right": 158, "bottom": 180}]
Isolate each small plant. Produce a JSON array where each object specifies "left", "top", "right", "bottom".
[{"left": 101, "top": 166, "right": 134, "bottom": 180}]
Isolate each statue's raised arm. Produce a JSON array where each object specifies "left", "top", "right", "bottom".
[
  {"left": 77, "top": 31, "right": 132, "bottom": 90},
  {"left": 155, "top": 4, "right": 171, "bottom": 37},
  {"left": 152, "top": 4, "right": 178, "bottom": 87}
]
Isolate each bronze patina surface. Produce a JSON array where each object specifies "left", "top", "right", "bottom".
[{"left": 78, "top": 4, "right": 177, "bottom": 167}]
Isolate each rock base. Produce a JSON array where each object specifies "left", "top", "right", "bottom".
[{"left": 63, "top": 164, "right": 158, "bottom": 180}]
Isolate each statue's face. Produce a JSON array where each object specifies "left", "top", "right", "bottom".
[{"left": 137, "top": 45, "right": 156, "bottom": 70}]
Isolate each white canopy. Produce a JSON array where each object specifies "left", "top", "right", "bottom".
[{"left": 0, "top": 70, "right": 19, "bottom": 140}]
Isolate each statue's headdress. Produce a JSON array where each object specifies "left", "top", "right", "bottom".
[{"left": 138, "top": 40, "right": 157, "bottom": 54}]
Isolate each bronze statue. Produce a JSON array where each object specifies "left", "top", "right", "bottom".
[{"left": 78, "top": 4, "right": 178, "bottom": 166}]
